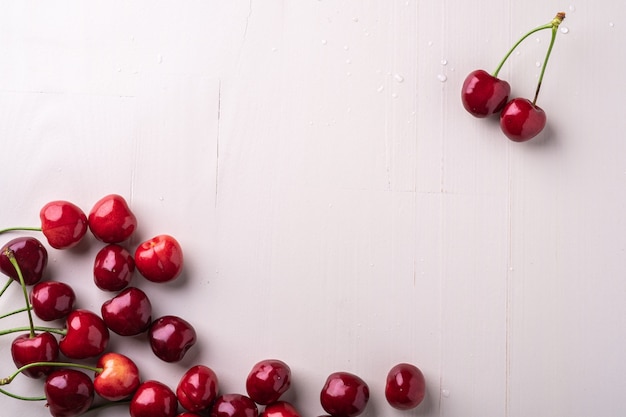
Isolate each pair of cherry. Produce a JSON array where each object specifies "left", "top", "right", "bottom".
[{"left": 461, "top": 12, "right": 566, "bottom": 142}]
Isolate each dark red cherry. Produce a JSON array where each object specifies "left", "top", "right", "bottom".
[
  {"left": 134, "top": 234, "right": 184, "bottom": 283},
  {"left": 461, "top": 69, "right": 511, "bottom": 117},
  {"left": 59, "top": 309, "right": 110, "bottom": 359},
  {"left": 101, "top": 287, "right": 152, "bottom": 336},
  {"left": 320, "top": 371, "right": 369, "bottom": 417},
  {"left": 177, "top": 365, "right": 219, "bottom": 412},
  {"left": 499, "top": 97, "right": 547, "bottom": 142},
  {"left": 88, "top": 194, "right": 137, "bottom": 243},
  {"left": 209, "top": 393, "right": 259, "bottom": 417},
  {"left": 39, "top": 200, "right": 88, "bottom": 249},
  {"left": 30, "top": 281, "right": 76, "bottom": 321},
  {"left": 385, "top": 363, "right": 426, "bottom": 410},
  {"left": 94, "top": 352, "right": 141, "bottom": 401},
  {"left": 93, "top": 243, "right": 135, "bottom": 291},
  {"left": 177, "top": 413, "right": 204, "bottom": 417},
  {"left": 245, "top": 359, "right": 291, "bottom": 405},
  {"left": 0, "top": 236, "right": 48, "bottom": 285},
  {"left": 259, "top": 401, "right": 301, "bottom": 417},
  {"left": 149, "top": 315, "right": 196, "bottom": 362},
  {"left": 130, "top": 380, "right": 178, "bottom": 417},
  {"left": 11, "top": 332, "right": 59, "bottom": 378},
  {"left": 44, "top": 368, "right": 94, "bottom": 417}
]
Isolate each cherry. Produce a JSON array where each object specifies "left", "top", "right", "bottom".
[
  {"left": 177, "top": 365, "right": 219, "bottom": 412},
  {"left": 148, "top": 315, "right": 196, "bottom": 362},
  {"left": 93, "top": 243, "right": 135, "bottom": 291},
  {"left": 259, "top": 401, "right": 301, "bottom": 417},
  {"left": 384, "top": 363, "right": 426, "bottom": 410},
  {"left": 11, "top": 332, "right": 59, "bottom": 378},
  {"left": 101, "top": 287, "right": 152, "bottom": 336},
  {"left": 88, "top": 194, "right": 137, "bottom": 243},
  {"left": 320, "top": 371, "right": 369, "bottom": 417},
  {"left": 210, "top": 393, "right": 259, "bottom": 417},
  {"left": 94, "top": 352, "right": 141, "bottom": 401},
  {"left": 135, "top": 234, "right": 184, "bottom": 283},
  {"left": 44, "top": 368, "right": 94, "bottom": 417},
  {"left": 499, "top": 98, "right": 547, "bottom": 142},
  {"left": 461, "top": 69, "right": 511, "bottom": 118},
  {"left": 30, "top": 281, "right": 76, "bottom": 321},
  {"left": 245, "top": 359, "right": 291, "bottom": 405},
  {"left": 130, "top": 380, "right": 178, "bottom": 417},
  {"left": 59, "top": 309, "right": 110, "bottom": 359},
  {"left": 177, "top": 413, "right": 204, "bottom": 417},
  {"left": 0, "top": 237, "right": 48, "bottom": 285},
  {"left": 39, "top": 200, "right": 88, "bottom": 249}
]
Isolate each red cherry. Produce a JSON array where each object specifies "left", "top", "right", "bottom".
[
  {"left": 93, "top": 244, "right": 135, "bottom": 291},
  {"left": 320, "top": 371, "right": 369, "bottom": 417},
  {"left": 384, "top": 363, "right": 426, "bottom": 410},
  {"left": 210, "top": 393, "right": 259, "bottom": 417},
  {"left": 44, "top": 368, "right": 94, "bottom": 417},
  {"left": 177, "top": 365, "right": 219, "bottom": 412},
  {"left": 0, "top": 236, "right": 48, "bottom": 285},
  {"left": 88, "top": 194, "right": 137, "bottom": 243},
  {"left": 130, "top": 380, "right": 178, "bottom": 417},
  {"left": 134, "top": 234, "right": 184, "bottom": 283},
  {"left": 39, "top": 200, "right": 88, "bottom": 249},
  {"left": 94, "top": 352, "right": 141, "bottom": 401},
  {"left": 11, "top": 332, "right": 59, "bottom": 378},
  {"left": 30, "top": 281, "right": 76, "bottom": 321},
  {"left": 177, "top": 413, "right": 204, "bottom": 417},
  {"left": 499, "top": 97, "right": 547, "bottom": 142},
  {"left": 245, "top": 359, "right": 291, "bottom": 405},
  {"left": 101, "top": 287, "right": 152, "bottom": 336},
  {"left": 148, "top": 315, "right": 196, "bottom": 362},
  {"left": 461, "top": 69, "right": 511, "bottom": 118},
  {"left": 59, "top": 309, "right": 110, "bottom": 359},
  {"left": 259, "top": 401, "right": 301, "bottom": 417}
]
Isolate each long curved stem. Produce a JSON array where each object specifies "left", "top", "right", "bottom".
[
  {"left": 0, "top": 325, "right": 66, "bottom": 337},
  {"left": 0, "top": 387, "right": 46, "bottom": 401},
  {"left": 0, "top": 361, "right": 102, "bottom": 386},
  {"left": 0, "top": 226, "right": 41, "bottom": 234},
  {"left": 533, "top": 24, "right": 559, "bottom": 104},
  {"left": 5, "top": 250, "right": 36, "bottom": 338},
  {"left": 0, "top": 306, "right": 31, "bottom": 320},
  {"left": 0, "top": 278, "right": 12, "bottom": 299}
]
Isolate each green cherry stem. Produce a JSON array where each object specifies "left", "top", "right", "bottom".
[
  {"left": 0, "top": 226, "right": 41, "bottom": 234},
  {"left": 493, "top": 12, "right": 566, "bottom": 78},
  {"left": 0, "top": 361, "right": 102, "bottom": 386},
  {"left": 533, "top": 13, "right": 565, "bottom": 105},
  {"left": 0, "top": 278, "right": 12, "bottom": 299},
  {"left": 0, "top": 305, "right": 32, "bottom": 320},
  {"left": 0, "top": 387, "right": 46, "bottom": 401},
  {"left": 0, "top": 325, "right": 66, "bottom": 337},
  {"left": 5, "top": 249, "right": 36, "bottom": 338}
]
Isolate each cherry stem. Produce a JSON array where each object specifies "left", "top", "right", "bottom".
[
  {"left": 533, "top": 14, "right": 564, "bottom": 105},
  {"left": 0, "top": 226, "right": 41, "bottom": 234},
  {"left": 0, "top": 387, "right": 45, "bottom": 401},
  {"left": 0, "top": 325, "right": 66, "bottom": 337},
  {"left": 0, "top": 305, "right": 31, "bottom": 320},
  {"left": 0, "top": 278, "right": 12, "bottom": 299},
  {"left": 493, "top": 12, "right": 565, "bottom": 78},
  {"left": 5, "top": 249, "right": 36, "bottom": 338},
  {"left": 0, "top": 361, "right": 102, "bottom": 386}
]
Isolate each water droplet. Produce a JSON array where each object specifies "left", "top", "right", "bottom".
[
  {"left": 393, "top": 73, "right": 404, "bottom": 83},
  {"left": 442, "top": 389, "right": 450, "bottom": 398},
  {"left": 440, "top": 59, "right": 448, "bottom": 65},
  {"left": 352, "top": 17, "right": 359, "bottom": 23},
  {"left": 392, "top": 93, "right": 398, "bottom": 99},
  {"left": 271, "top": 47, "right": 278, "bottom": 52},
  {"left": 535, "top": 61, "right": 541, "bottom": 67},
  {"left": 117, "top": 67, "right": 122, "bottom": 72},
  {"left": 609, "top": 22, "right": 615, "bottom": 28},
  {"left": 437, "top": 74, "right": 447, "bottom": 82},
  {"left": 346, "top": 71, "right": 352, "bottom": 77},
  {"left": 377, "top": 85, "right": 385, "bottom": 93},
  {"left": 321, "top": 39, "right": 327, "bottom": 45},
  {"left": 345, "top": 59, "right": 351, "bottom": 64},
  {"left": 536, "top": 37, "right": 541, "bottom": 43},
  {"left": 427, "top": 41, "right": 433, "bottom": 47},
  {"left": 343, "top": 45, "right": 350, "bottom": 51},
  {"left": 157, "top": 54, "right": 163, "bottom": 64},
  {"left": 560, "top": 26, "right": 569, "bottom": 34},
  {"left": 569, "top": 5, "right": 576, "bottom": 12}
]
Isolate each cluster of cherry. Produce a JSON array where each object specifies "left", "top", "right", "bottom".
[
  {"left": 461, "top": 12, "right": 566, "bottom": 142},
  {"left": 0, "top": 194, "right": 426, "bottom": 416}
]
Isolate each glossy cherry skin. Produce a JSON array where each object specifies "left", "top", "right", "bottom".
[
  {"left": 461, "top": 69, "right": 511, "bottom": 118},
  {"left": 177, "top": 365, "right": 219, "bottom": 412},
  {"left": 149, "top": 315, "right": 196, "bottom": 362},
  {"left": 101, "top": 287, "right": 152, "bottom": 336},
  {"left": 499, "top": 98, "right": 547, "bottom": 142},
  {"left": 11, "top": 332, "right": 59, "bottom": 378},
  {"left": 59, "top": 309, "right": 110, "bottom": 359},
  {"left": 0, "top": 237, "right": 48, "bottom": 285},
  {"left": 210, "top": 393, "right": 259, "bottom": 417},
  {"left": 94, "top": 352, "right": 141, "bottom": 401},
  {"left": 130, "top": 380, "right": 178, "bottom": 417},
  {"left": 88, "top": 194, "right": 137, "bottom": 243},
  {"left": 320, "top": 372, "right": 369, "bottom": 417},
  {"left": 135, "top": 234, "right": 184, "bottom": 283},
  {"left": 40, "top": 200, "right": 88, "bottom": 249},
  {"left": 246, "top": 359, "right": 291, "bottom": 405},
  {"left": 385, "top": 363, "right": 426, "bottom": 410},
  {"left": 44, "top": 369, "right": 95, "bottom": 417},
  {"left": 260, "top": 401, "right": 301, "bottom": 417},
  {"left": 93, "top": 244, "right": 135, "bottom": 291},
  {"left": 30, "top": 281, "right": 76, "bottom": 321}
]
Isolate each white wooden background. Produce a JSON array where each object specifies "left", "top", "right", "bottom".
[{"left": 1, "top": 1, "right": 625, "bottom": 416}]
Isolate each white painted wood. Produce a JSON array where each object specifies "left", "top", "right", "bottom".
[{"left": 1, "top": 1, "right": 625, "bottom": 416}]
